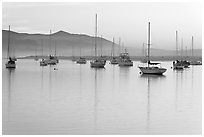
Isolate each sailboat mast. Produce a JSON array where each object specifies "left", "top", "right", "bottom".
[
  {"left": 95, "top": 14, "right": 97, "bottom": 59},
  {"left": 142, "top": 43, "right": 145, "bottom": 56},
  {"left": 7, "top": 25, "right": 10, "bottom": 59},
  {"left": 113, "top": 38, "right": 115, "bottom": 57},
  {"left": 147, "top": 22, "right": 150, "bottom": 67},
  {"left": 176, "top": 31, "right": 178, "bottom": 58},
  {"left": 72, "top": 45, "right": 73, "bottom": 57},
  {"left": 100, "top": 35, "right": 102, "bottom": 56},
  {"left": 192, "top": 36, "right": 194, "bottom": 57},
  {"left": 49, "top": 30, "right": 52, "bottom": 55},
  {"left": 181, "top": 38, "right": 183, "bottom": 58},
  {"left": 35, "top": 45, "right": 37, "bottom": 57},
  {"left": 41, "top": 39, "right": 43, "bottom": 57},
  {"left": 112, "top": 37, "right": 115, "bottom": 58},
  {"left": 80, "top": 47, "right": 81, "bottom": 57},
  {"left": 55, "top": 40, "right": 57, "bottom": 56},
  {"left": 118, "top": 37, "right": 121, "bottom": 56},
  {"left": 122, "top": 42, "right": 124, "bottom": 53}
]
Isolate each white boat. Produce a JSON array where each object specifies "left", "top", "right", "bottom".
[
  {"left": 90, "top": 14, "right": 105, "bottom": 68},
  {"left": 190, "top": 60, "right": 202, "bottom": 65},
  {"left": 5, "top": 25, "right": 16, "bottom": 69},
  {"left": 77, "top": 57, "right": 87, "bottom": 64},
  {"left": 118, "top": 51, "right": 133, "bottom": 66},
  {"left": 139, "top": 22, "right": 166, "bottom": 75}
]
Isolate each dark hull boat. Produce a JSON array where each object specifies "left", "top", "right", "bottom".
[
  {"left": 6, "top": 58, "right": 16, "bottom": 68},
  {"left": 173, "top": 60, "right": 184, "bottom": 70}
]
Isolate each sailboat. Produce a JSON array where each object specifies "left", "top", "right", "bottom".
[
  {"left": 46, "top": 30, "right": 58, "bottom": 65},
  {"left": 110, "top": 37, "right": 118, "bottom": 64},
  {"left": 139, "top": 22, "right": 166, "bottom": 75},
  {"left": 118, "top": 47, "right": 133, "bottom": 66},
  {"left": 140, "top": 43, "right": 147, "bottom": 63},
  {"left": 76, "top": 47, "right": 87, "bottom": 64},
  {"left": 173, "top": 31, "right": 184, "bottom": 69},
  {"left": 40, "top": 39, "right": 47, "bottom": 66},
  {"left": 90, "top": 14, "right": 106, "bottom": 68},
  {"left": 180, "top": 38, "right": 190, "bottom": 68},
  {"left": 97, "top": 35, "right": 106, "bottom": 64},
  {"left": 5, "top": 25, "right": 16, "bottom": 69},
  {"left": 71, "top": 45, "right": 76, "bottom": 61},
  {"left": 53, "top": 40, "right": 59, "bottom": 63},
  {"left": 190, "top": 36, "right": 202, "bottom": 65},
  {"left": 34, "top": 45, "right": 39, "bottom": 61}
]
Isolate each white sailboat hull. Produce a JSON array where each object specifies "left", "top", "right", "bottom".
[
  {"left": 190, "top": 61, "right": 202, "bottom": 65},
  {"left": 139, "top": 67, "right": 166, "bottom": 75}
]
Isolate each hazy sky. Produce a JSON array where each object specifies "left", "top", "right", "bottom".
[{"left": 2, "top": 2, "right": 202, "bottom": 50}]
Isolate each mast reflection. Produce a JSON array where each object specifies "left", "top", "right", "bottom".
[
  {"left": 6, "top": 68, "right": 15, "bottom": 118},
  {"left": 140, "top": 74, "right": 166, "bottom": 133},
  {"left": 94, "top": 68, "right": 98, "bottom": 133}
]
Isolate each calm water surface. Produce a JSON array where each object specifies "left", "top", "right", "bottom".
[{"left": 2, "top": 59, "right": 202, "bottom": 134}]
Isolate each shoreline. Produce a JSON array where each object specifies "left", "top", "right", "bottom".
[{"left": 10, "top": 55, "right": 202, "bottom": 62}]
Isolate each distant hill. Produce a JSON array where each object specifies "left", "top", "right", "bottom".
[
  {"left": 2, "top": 30, "right": 117, "bottom": 57},
  {"left": 2, "top": 30, "right": 202, "bottom": 58}
]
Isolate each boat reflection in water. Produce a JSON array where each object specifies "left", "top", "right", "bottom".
[{"left": 140, "top": 74, "right": 166, "bottom": 134}]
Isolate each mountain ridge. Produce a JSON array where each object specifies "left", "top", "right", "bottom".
[{"left": 2, "top": 30, "right": 202, "bottom": 57}]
